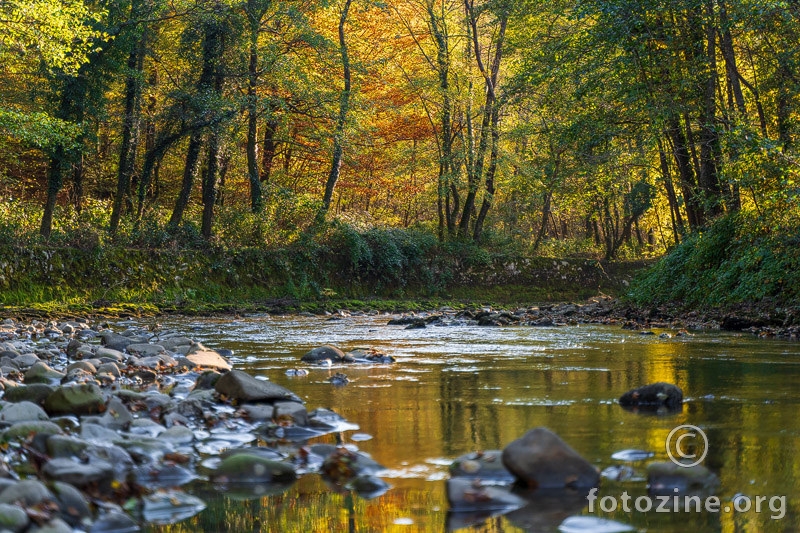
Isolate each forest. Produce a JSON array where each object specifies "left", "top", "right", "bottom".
[{"left": 0, "top": 0, "right": 798, "bottom": 309}]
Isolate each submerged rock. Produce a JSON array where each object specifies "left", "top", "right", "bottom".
[
  {"left": 647, "top": 461, "right": 719, "bottom": 495},
  {"left": 501, "top": 427, "right": 599, "bottom": 489},
  {"left": 210, "top": 453, "right": 297, "bottom": 484},
  {"left": 446, "top": 478, "right": 526, "bottom": 512},
  {"left": 300, "top": 345, "right": 347, "bottom": 363},
  {"left": 449, "top": 450, "right": 514, "bottom": 482},
  {"left": 618, "top": 382, "right": 683, "bottom": 411}
]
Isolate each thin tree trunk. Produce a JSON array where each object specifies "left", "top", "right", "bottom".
[
  {"left": 319, "top": 0, "right": 353, "bottom": 222},
  {"left": 169, "top": 131, "right": 204, "bottom": 227},
  {"left": 110, "top": 37, "right": 146, "bottom": 234}
]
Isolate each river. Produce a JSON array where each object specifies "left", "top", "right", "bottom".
[{"left": 143, "top": 313, "right": 800, "bottom": 532}]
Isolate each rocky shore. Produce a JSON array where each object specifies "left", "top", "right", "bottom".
[
  {"left": 380, "top": 296, "right": 800, "bottom": 341},
  {"left": 0, "top": 318, "right": 387, "bottom": 532}
]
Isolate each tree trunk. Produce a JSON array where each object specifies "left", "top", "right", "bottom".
[
  {"left": 110, "top": 36, "right": 146, "bottom": 235},
  {"left": 202, "top": 133, "right": 221, "bottom": 239},
  {"left": 698, "top": 0, "right": 722, "bottom": 220},
  {"left": 319, "top": 0, "right": 353, "bottom": 222}
]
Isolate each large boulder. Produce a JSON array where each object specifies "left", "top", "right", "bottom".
[
  {"left": 501, "top": 427, "right": 599, "bottom": 489},
  {"left": 300, "top": 345, "right": 347, "bottom": 363},
  {"left": 215, "top": 370, "right": 303, "bottom": 404},
  {"left": 618, "top": 382, "right": 683, "bottom": 411}
]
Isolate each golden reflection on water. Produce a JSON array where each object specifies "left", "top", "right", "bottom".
[{"left": 148, "top": 319, "right": 800, "bottom": 532}]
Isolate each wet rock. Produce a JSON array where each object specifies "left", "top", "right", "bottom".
[
  {"left": 3, "top": 420, "right": 63, "bottom": 440},
  {"left": 45, "top": 435, "right": 89, "bottom": 458},
  {"left": 95, "top": 362, "right": 121, "bottom": 378},
  {"left": 320, "top": 447, "right": 385, "bottom": 485},
  {"left": 66, "top": 361, "right": 96, "bottom": 374},
  {"left": 185, "top": 343, "right": 232, "bottom": 371},
  {"left": 328, "top": 373, "right": 349, "bottom": 386},
  {"left": 95, "top": 347, "right": 125, "bottom": 362},
  {"left": 239, "top": 404, "right": 275, "bottom": 421},
  {"left": 0, "top": 479, "right": 54, "bottom": 506},
  {"left": 646, "top": 461, "right": 719, "bottom": 495},
  {"left": 42, "top": 457, "right": 114, "bottom": 488},
  {"left": 24, "top": 362, "right": 65, "bottom": 384},
  {"left": 450, "top": 450, "right": 514, "bottom": 482},
  {"left": 14, "top": 353, "right": 42, "bottom": 368},
  {"left": 134, "top": 463, "right": 196, "bottom": 488},
  {"left": 721, "top": 315, "right": 766, "bottom": 331},
  {"left": 96, "top": 397, "right": 134, "bottom": 430},
  {"left": 273, "top": 401, "right": 309, "bottom": 426},
  {"left": 30, "top": 517, "right": 80, "bottom": 533},
  {"left": 50, "top": 481, "right": 92, "bottom": 527},
  {"left": 158, "top": 425, "right": 195, "bottom": 445},
  {"left": 99, "top": 332, "right": 135, "bottom": 352},
  {"left": 446, "top": 478, "right": 526, "bottom": 512},
  {"left": 347, "top": 475, "right": 390, "bottom": 499},
  {"left": 501, "top": 427, "right": 599, "bottom": 489},
  {"left": 141, "top": 490, "right": 206, "bottom": 526},
  {"left": 89, "top": 510, "right": 140, "bottom": 533},
  {"left": 618, "top": 382, "right": 683, "bottom": 411},
  {"left": 159, "top": 336, "right": 193, "bottom": 351},
  {"left": 0, "top": 400, "right": 50, "bottom": 422},
  {"left": 300, "top": 345, "right": 346, "bottom": 363},
  {"left": 194, "top": 371, "right": 221, "bottom": 390},
  {"left": 404, "top": 319, "right": 426, "bottom": 330},
  {"left": 44, "top": 384, "right": 105, "bottom": 416},
  {"left": 215, "top": 369, "right": 303, "bottom": 404},
  {"left": 0, "top": 502, "right": 29, "bottom": 533},
  {"left": 211, "top": 453, "right": 297, "bottom": 484}
]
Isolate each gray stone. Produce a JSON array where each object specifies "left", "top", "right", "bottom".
[
  {"left": 66, "top": 361, "right": 97, "bottom": 374},
  {"left": 14, "top": 353, "right": 41, "bottom": 368},
  {"left": 215, "top": 370, "right": 303, "bottom": 404},
  {"left": 24, "top": 362, "right": 64, "bottom": 384},
  {"left": 0, "top": 502, "right": 29, "bottom": 533},
  {"left": 239, "top": 404, "right": 275, "bottom": 422},
  {"left": 273, "top": 401, "right": 309, "bottom": 426},
  {"left": 2, "top": 383, "right": 55, "bottom": 405},
  {"left": 44, "top": 384, "right": 105, "bottom": 416},
  {"left": 42, "top": 457, "right": 114, "bottom": 488},
  {"left": 300, "top": 345, "right": 347, "bottom": 363},
  {"left": 65, "top": 340, "right": 82, "bottom": 358},
  {"left": 158, "top": 425, "right": 195, "bottom": 445},
  {"left": 99, "top": 332, "right": 135, "bottom": 352},
  {"left": 50, "top": 481, "right": 92, "bottom": 527},
  {"left": 0, "top": 479, "right": 54, "bottom": 506},
  {"left": 46, "top": 435, "right": 90, "bottom": 458},
  {"left": 89, "top": 511, "right": 139, "bottom": 533},
  {"left": 194, "top": 370, "right": 221, "bottom": 390},
  {"left": 81, "top": 423, "right": 121, "bottom": 443},
  {"left": 2, "top": 421, "right": 62, "bottom": 440},
  {"left": 95, "top": 347, "right": 125, "bottom": 362},
  {"left": 185, "top": 343, "right": 231, "bottom": 371},
  {"left": 501, "top": 427, "right": 599, "bottom": 489},
  {"left": 160, "top": 336, "right": 194, "bottom": 350},
  {"left": 28, "top": 517, "right": 73, "bottom": 533},
  {"left": 95, "top": 362, "right": 121, "bottom": 377},
  {"left": 0, "top": 401, "right": 49, "bottom": 423},
  {"left": 96, "top": 397, "right": 134, "bottom": 431},
  {"left": 127, "top": 343, "right": 166, "bottom": 356}
]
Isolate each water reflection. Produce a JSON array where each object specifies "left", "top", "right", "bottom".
[{"left": 147, "top": 316, "right": 800, "bottom": 532}]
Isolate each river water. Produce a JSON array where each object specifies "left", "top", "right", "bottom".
[{"left": 145, "top": 313, "right": 800, "bottom": 533}]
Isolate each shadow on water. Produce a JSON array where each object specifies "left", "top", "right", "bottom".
[{"left": 148, "top": 315, "right": 800, "bottom": 532}]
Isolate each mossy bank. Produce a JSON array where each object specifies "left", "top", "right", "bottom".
[{"left": 0, "top": 231, "right": 647, "bottom": 317}]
